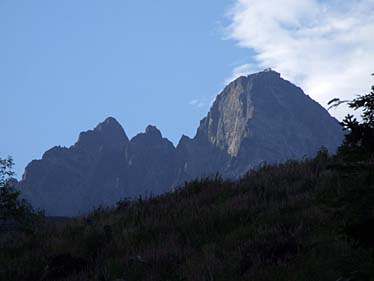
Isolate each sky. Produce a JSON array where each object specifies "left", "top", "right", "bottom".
[{"left": 1, "top": 0, "right": 373, "bottom": 177}]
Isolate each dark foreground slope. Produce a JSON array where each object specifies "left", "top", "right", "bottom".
[
  {"left": 3, "top": 153, "right": 374, "bottom": 281},
  {"left": 19, "top": 70, "right": 344, "bottom": 216}
]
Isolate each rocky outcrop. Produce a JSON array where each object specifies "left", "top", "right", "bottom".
[
  {"left": 186, "top": 70, "right": 344, "bottom": 177},
  {"left": 125, "top": 125, "right": 177, "bottom": 197},
  {"left": 20, "top": 117, "right": 129, "bottom": 216},
  {"left": 19, "top": 70, "right": 344, "bottom": 216},
  {"left": 196, "top": 75, "right": 255, "bottom": 157}
]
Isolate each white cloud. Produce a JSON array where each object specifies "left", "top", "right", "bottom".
[{"left": 226, "top": 0, "right": 374, "bottom": 119}]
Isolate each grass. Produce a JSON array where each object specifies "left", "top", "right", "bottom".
[{"left": 1, "top": 151, "right": 374, "bottom": 281}]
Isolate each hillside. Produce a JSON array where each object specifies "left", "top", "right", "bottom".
[{"left": 2, "top": 151, "right": 374, "bottom": 281}]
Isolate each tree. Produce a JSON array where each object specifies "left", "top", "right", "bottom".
[
  {"left": 0, "top": 157, "right": 43, "bottom": 231},
  {"left": 329, "top": 74, "right": 374, "bottom": 162},
  {"left": 327, "top": 75, "right": 374, "bottom": 252}
]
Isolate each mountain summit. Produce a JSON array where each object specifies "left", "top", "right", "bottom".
[
  {"left": 75, "top": 117, "right": 129, "bottom": 152},
  {"left": 19, "top": 70, "right": 344, "bottom": 215},
  {"left": 204, "top": 70, "right": 341, "bottom": 172}
]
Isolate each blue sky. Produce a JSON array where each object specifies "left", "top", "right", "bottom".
[
  {"left": 1, "top": 0, "right": 251, "bottom": 176},
  {"left": 1, "top": 0, "right": 373, "bottom": 177}
]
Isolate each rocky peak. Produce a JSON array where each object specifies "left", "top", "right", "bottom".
[
  {"left": 145, "top": 125, "right": 162, "bottom": 139},
  {"left": 177, "top": 135, "right": 192, "bottom": 148},
  {"left": 129, "top": 125, "right": 174, "bottom": 150},
  {"left": 125, "top": 125, "right": 177, "bottom": 196},
  {"left": 94, "top": 117, "right": 126, "bottom": 134},
  {"left": 195, "top": 69, "right": 342, "bottom": 160},
  {"left": 256, "top": 68, "right": 281, "bottom": 78},
  {"left": 75, "top": 117, "right": 129, "bottom": 152},
  {"left": 196, "top": 73, "right": 255, "bottom": 156}
]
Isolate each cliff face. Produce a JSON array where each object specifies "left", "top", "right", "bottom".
[
  {"left": 19, "top": 70, "right": 344, "bottom": 216},
  {"left": 196, "top": 76, "right": 255, "bottom": 157},
  {"left": 187, "top": 70, "right": 343, "bottom": 177}
]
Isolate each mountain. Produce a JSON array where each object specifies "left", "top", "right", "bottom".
[
  {"left": 20, "top": 117, "right": 129, "bottom": 216},
  {"left": 19, "top": 70, "right": 344, "bottom": 216},
  {"left": 180, "top": 70, "right": 343, "bottom": 178},
  {"left": 124, "top": 125, "right": 178, "bottom": 197}
]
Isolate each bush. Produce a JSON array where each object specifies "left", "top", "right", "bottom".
[{"left": 0, "top": 157, "right": 44, "bottom": 232}]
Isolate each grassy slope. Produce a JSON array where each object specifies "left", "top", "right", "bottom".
[{"left": 1, "top": 153, "right": 374, "bottom": 281}]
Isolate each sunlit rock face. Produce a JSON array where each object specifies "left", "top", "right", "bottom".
[
  {"left": 19, "top": 70, "right": 344, "bottom": 216},
  {"left": 196, "top": 75, "right": 255, "bottom": 157}
]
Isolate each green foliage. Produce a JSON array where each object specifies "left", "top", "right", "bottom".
[
  {"left": 0, "top": 157, "right": 14, "bottom": 182},
  {"left": 326, "top": 76, "right": 374, "bottom": 260},
  {"left": 1, "top": 154, "right": 374, "bottom": 281},
  {"left": 0, "top": 157, "right": 45, "bottom": 280},
  {"left": 0, "top": 157, "right": 44, "bottom": 231},
  {"left": 330, "top": 75, "right": 374, "bottom": 162}
]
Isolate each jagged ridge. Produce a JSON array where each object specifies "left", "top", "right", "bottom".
[{"left": 19, "top": 70, "right": 344, "bottom": 216}]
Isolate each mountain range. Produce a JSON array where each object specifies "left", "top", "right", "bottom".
[{"left": 18, "top": 70, "right": 344, "bottom": 216}]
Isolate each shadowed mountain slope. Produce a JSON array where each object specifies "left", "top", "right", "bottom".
[
  {"left": 177, "top": 70, "right": 343, "bottom": 179},
  {"left": 19, "top": 70, "right": 344, "bottom": 215}
]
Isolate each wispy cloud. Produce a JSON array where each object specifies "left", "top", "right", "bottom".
[
  {"left": 226, "top": 0, "right": 374, "bottom": 119},
  {"left": 189, "top": 98, "right": 210, "bottom": 109},
  {"left": 189, "top": 93, "right": 220, "bottom": 110}
]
